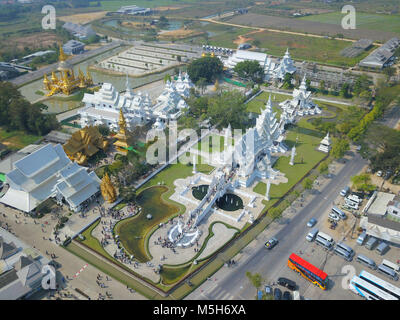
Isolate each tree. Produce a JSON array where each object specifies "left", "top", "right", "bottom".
[
  {"left": 187, "top": 56, "right": 223, "bottom": 83},
  {"left": 319, "top": 161, "right": 329, "bottom": 175},
  {"left": 331, "top": 138, "right": 349, "bottom": 159},
  {"left": 245, "top": 271, "right": 263, "bottom": 290},
  {"left": 207, "top": 90, "right": 248, "bottom": 130},
  {"left": 97, "top": 124, "right": 110, "bottom": 137},
  {"left": 195, "top": 77, "right": 207, "bottom": 95},
  {"left": 351, "top": 174, "right": 376, "bottom": 193},
  {"left": 233, "top": 60, "right": 264, "bottom": 83},
  {"left": 340, "top": 83, "right": 351, "bottom": 98},
  {"left": 282, "top": 73, "right": 294, "bottom": 89},
  {"left": 383, "top": 66, "right": 396, "bottom": 80},
  {"left": 302, "top": 178, "right": 313, "bottom": 190}
]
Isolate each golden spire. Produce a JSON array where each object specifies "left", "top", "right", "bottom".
[
  {"left": 100, "top": 173, "right": 117, "bottom": 203},
  {"left": 43, "top": 74, "right": 51, "bottom": 90},
  {"left": 118, "top": 108, "right": 127, "bottom": 136},
  {"left": 113, "top": 109, "right": 129, "bottom": 154},
  {"left": 59, "top": 45, "right": 67, "bottom": 62},
  {"left": 51, "top": 71, "right": 58, "bottom": 83}
]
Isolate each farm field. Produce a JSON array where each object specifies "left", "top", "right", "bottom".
[
  {"left": 300, "top": 12, "right": 400, "bottom": 35},
  {"left": 89, "top": 0, "right": 199, "bottom": 11},
  {"left": 225, "top": 13, "right": 398, "bottom": 42},
  {"left": 202, "top": 26, "right": 373, "bottom": 67}
]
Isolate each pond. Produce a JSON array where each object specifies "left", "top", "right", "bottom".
[
  {"left": 114, "top": 186, "right": 179, "bottom": 263},
  {"left": 192, "top": 185, "right": 244, "bottom": 211}
]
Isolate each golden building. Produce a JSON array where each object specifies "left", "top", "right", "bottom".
[
  {"left": 43, "top": 45, "right": 93, "bottom": 97},
  {"left": 100, "top": 173, "right": 117, "bottom": 204},
  {"left": 63, "top": 126, "right": 109, "bottom": 165},
  {"left": 113, "top": 109, "right": 130, "bottom": 154}
]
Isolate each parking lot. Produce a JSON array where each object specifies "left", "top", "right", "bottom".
[{"left": 274, "top": 189, "right": 400, "bottom": 300}]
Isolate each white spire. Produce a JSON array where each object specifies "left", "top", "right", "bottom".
[{"left": 125, "top": 73, "right": 134, "bottom": 98}]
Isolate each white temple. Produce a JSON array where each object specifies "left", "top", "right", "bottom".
[
  {"left": 152, "top": 79, "right": 188, "bottom": 122},
  {"left": 318, "top": 132, "right": 331, "bottom": 153},
  {"left": 233, "top": 95, "right": 286, "bottom": 187},
  {"left": 224, "top": 50, "right": 276, "bottom": 78},
  {"left": 0, "top": 144, "right": 101, "bottom": 213},
  {"left": 224, "top": 49, "right": 296, "bottom": 82},
  {"left": 270, "top": 48, "right": 297, "bottom": 81},
  {"left": 174, "top": 71, "right": 194, "bottom": 98},
  {"left": 279, "top": 75, "right": 321, "bottom": 124},
  {"left": 79, "top": 75, "right": 151, "bottom": 131}
]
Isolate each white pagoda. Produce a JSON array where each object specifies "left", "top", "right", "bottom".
[
  {"left": 279, "top": 75, "right": 321, "bottom": 124},
  {"left": 79, "top": 75, "right": 151, "bottom": 131},
  {"left": 272, "top": 48, "right": 297, "bottom": 81},
  {"left": 152, "top": 80, "right": 188, "bottom": 121},
  {"left": 318, "top": 132, "right": 332, "bottom": 153},
  {"left": 174, "top": 72, "right": 194, "bottom": 98},
  {"left": 233, "top": 96, "right": 285, "bottom": 187}
]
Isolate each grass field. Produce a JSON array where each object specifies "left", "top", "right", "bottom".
[
  {"left": 0, "top": 128, "right": 41, "bottom": 151},
  {"left": 250, "top": 30, "right": 373, "bottom": 67},
  {"left": 300, "top": 12, "right": 400, "bottom": 35},
  {"left": 253, "top": 121, "right": 326, "bottom": 207},
  {"left": 115, "top": 186, "right": 180, "bottom": 262},
  {"left": 195, "top": 134, "right": 234, "bottom": 153}
]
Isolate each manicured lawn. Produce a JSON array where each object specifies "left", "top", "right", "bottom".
[
  {"left": 253, "top": 122, "right": 326, "bottom": 206},
  {"left": 195, "top": 134, "right": 234, "bottom": 153},
  {"left": 246, "top": 91, "right": 290, "bottom": 116},
  {"left": 115, "top": 185, "right": 180, "bottom": 262},
  {"left": 160, "top": 263, "right": 192, "bottom": 285},
  {"left": 136, "top": 155, "right": 214, "bottom": 195}
]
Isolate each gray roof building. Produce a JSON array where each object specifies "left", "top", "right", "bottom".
[
  {"left": 0, "top": 228, "right": 50, "bottom": 300},
  {"left": 359, "top": 37, "right": 400, "bottom": 69},
  {"left": 62, "top": 22, "right": 96, "bottom": 40},
  {"left": 63, "top": 40, "right": 85, "bottom": 55}
]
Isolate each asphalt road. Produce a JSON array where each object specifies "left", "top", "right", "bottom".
[{"left": 186, "top": 150, "right": 367, "bottom": 300}]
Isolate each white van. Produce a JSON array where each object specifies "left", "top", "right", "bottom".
[
  {"left": 377, "top": 264, "right": 399, "bottom": 281},
  {"left": 332, "top": 207, "right": 347, "bottom": 220},
  {"left": 316, "top": 232, "right": 334, "bottom": 250},
  {"left": 306, "top": 228, "right": 319, "bottom": 242},
  {"left": 382, "top": 259, "right": 400, "bottom": 273},
  {"left": 346, "top": 194, "right": 362, "bottom": 205},
  {"left": 356, "top": 254, "right": 377, "bottom": 270}
]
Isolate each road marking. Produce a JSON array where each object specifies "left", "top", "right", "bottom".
[{"left": 73, "top": 263, "right": 88, "bottom": 278}]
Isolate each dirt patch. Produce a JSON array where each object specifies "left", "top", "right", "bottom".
[
  {"left": 58, "top": 11, "right": 109, "bottom": 24},
  {"left": 121, "top": 21, "right": 156, "bottom": 29},
  {"left": 4, "top": 32, "right": 61, "bottom": 50},
  {"left": 155, "top": 6, "right": 187, "bottom": 11},
  {"left": 233, "top": 29, "right": 263, "bottom": 45},
  {"left": 158, "top": 28, "right": 203, "bottom": 39}
]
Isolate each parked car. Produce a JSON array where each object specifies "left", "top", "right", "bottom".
[
  {"left": 340, "top": 186, "right": 350, "bottom": 197},
  {"left": 377, "top": 170, "right": 383, "bottom": 177},
  {"left": 384, "top": 170, "right": 393, "bottom": 180},
  {"left": 264, "top": 285, "right": 272, "bottom": 295},
  {"left": 273, "top": 288, "right": 282, "bottom": 300},
  {"left": 283, "top": 291, "right": 292, "bottom": 300},
  {"left": 307, "top": 218, "right": 317, "bottom": 227},
  {"left": 265, "top": 237, "right": 278, "bottom": 250},
  {"left": 328, "top": 213, "right": 340, "bottom": 222},
  {"left": 277, "top": 277, "right": 296, "bottom": 291}
]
